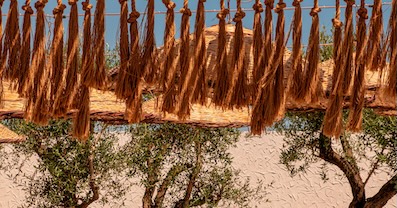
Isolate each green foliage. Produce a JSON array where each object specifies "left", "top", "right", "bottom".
[
  {"left": 319, "top": 26, "right": 333, "bottom": 62},
  {"left": 1, "top": 119, "right": 128, "bottom": 208},
  {"left": 123, "top": 124, "right": 267, "bottom": 207},
  {"left": 274, "top": 109, "right": 397, "bottom": 179}
]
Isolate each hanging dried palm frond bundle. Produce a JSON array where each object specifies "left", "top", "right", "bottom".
[
  {"left": 174, "top": 0, "right": 192, "bottom": 119},
  {"left": 383, "top": 0, "right": 397, "bottom": 100},
  {"left": 161, "top": 0, "right": 178, "bottom": 114},
  {"left": 288, "top": 0, "right": 303, "bottom": 103},
  {"left": 25, "top": 0, "right": 50, "bottom": 125},
  {"left": 297, "top": 0, "right": 322, "bottom": 103},
  {"left": 50, "top": 0, "right": 66, "bottom": 114},
  {"left": 53, "top": 0, "right": 79, "bottom": 116},
  {"left": 84, "top": 0, "right": 106, "bottom": 89},
  {"left": 2, "top": 0, "right": 21, "bottom": 83},
  {"left": 225, "top": 0, "right": 248, "bottom": 109},
  {"left": 18, "top": 1, "right": 34, "bottom": 96},
  {"left": 347, "top": 0, "right": 368, "bottom": 132},
  {"left": 176, "top": 0, "right": 208, "bottom": 119},
  {"left": 73, "top": 0, "right": 93, "bottom": 140},
  {"left": 251, "top": 0, "right": 286, "bottom": 135},
  {"left": 322, "top": 0, "right": 355, "bottom": 138},
  {"left": 341, "top": 1, "right": 355, "bottom": 95},
  {"left": 213, "top": 0, "right": 230, "bottom": 107},
  {"left": 191, "top": 0, "right": 208, "bottom": 105},
  {"left": 366, "top": 0, "right": 383, "bottom": 71},
  {"left": 142, "top": 0, "right": 157, "bottom": 85},
  {"left": 263, "top": 0, "right": 274, "bottom": 78},
  {"left": 251, "top": 0, "right": 264, "bottom": 101},
  {"left": 114, "top": 0, "right": 130, "bottom": 99},
  {"left": 125, "top": 1, "right": 142, "bottom": 123}
]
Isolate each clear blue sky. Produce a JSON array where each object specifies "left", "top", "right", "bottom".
[{"left": 2, "top": 1, "right": 394, "bottom": 49}]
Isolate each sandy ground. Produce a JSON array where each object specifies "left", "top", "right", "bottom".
[{"left": 0, "top": 133, "right": 396, "bottom": 208}]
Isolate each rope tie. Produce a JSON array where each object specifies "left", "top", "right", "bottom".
[
  {"left": 234, "top": 0, "right": 245, "bottom": 22},
  {"left": 82, "top": 1, "right": 92, "bottom": 11},
  {"left": 68, "top": 0, "right": 77, "bottom": 5},
  {"left": 53, "top": 3, "right": 66, "bottom": 14},
  {"left": 310, "top": 1, "right": 321, "bottom": 16},
  {"left": 274, "top": 1, "right": 286, "bottom": 13},
  {"left": 128, "top": 0, "right": 140, "bottom": 23},
  {"left": 264, "top": 0, "right": 274, "bottom": 8},
  {"left": 35, "top": 0, "right": 47, "bottom": 9},
  {"left": 180, "top": 5, "right": 192, "bottom": 16},
  {"left": 217, "top": 0, "right": 229, "bottom": 20},
  {"left": 346, "top": 0, "right": 355, "bottom": 6},
  {"left": 253, "top": 0, "right": 264, "bottom": 13},
  {"left": 292, "top": 0, "right": 303, "bottom": 6},
  {"left": 162, "top": 0, "right": 176, "bottom": 9},
  {"left": 357, "top": 7, "right": 368, "bottom": 19}
]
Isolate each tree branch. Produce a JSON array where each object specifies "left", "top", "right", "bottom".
[
  {"left": 318, "top": 133, "right": 366, "bottom": 207},
  {"left": 364, "top": 174, "right": 397, "bottom": 208},
  {"left": 154, "top": 163, "right": 189, "bottom": 208},
  {"left": 363, "top": 148, "right": 385, "bottom": 186}
]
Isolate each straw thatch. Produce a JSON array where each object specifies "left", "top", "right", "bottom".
[{"left": 0, "top": 123, "right": 26, "bottom": 143}]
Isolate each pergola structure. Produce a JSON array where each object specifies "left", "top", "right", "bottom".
[{"left": 0, "top": 0, "right": 396, "bottom": 141}]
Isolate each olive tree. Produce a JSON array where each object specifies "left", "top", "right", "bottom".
[{"left": 274, "top": 110, "right": 396, "bottom": 208}]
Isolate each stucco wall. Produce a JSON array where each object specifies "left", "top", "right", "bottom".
[{"left": 0, "top": 134, "right": 396, "bottom": 208}]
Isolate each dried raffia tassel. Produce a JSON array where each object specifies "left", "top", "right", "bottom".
[
  {"left": 50, "top": 0, "right": 66, "bottom": 113},
  {"left": 174, "top": 0, "right": 192, "bottom": 119},
  {"left": 366, "top": 0, "right": 383, "bottom": 71},
  {"left": 263, "top": 0, "right": 274, "bottom": 77},
  {"left": 225, "top": 0, "right": 248, "bottom": 109},
  {"left": 84, "top": 0, "right": 107, "bottom": 89},
  {"left": 251, "top": 0, "right": 264, "bottom": 101},
  {"left": 25, "top": 0, "right": 50, "bottom": 125},
  {"left": 383, "top": 0, "right": 397, "bottom": 100},
  {"left": 53, "top": 0, "right": 79, "bottom": 116},
  {"left": 251, "top": 0, "right": 286, "bottom": 135},
  {"left": 347, "top": 0, "right": 368, "bottom": 132},
  {"left": 288, "top": 0, "right": 304, "bottom": 103},
  {"left": 341, "top": 0, "right": 354, "bottom": 95},
  {"left": 331, "top": 0, "right": 343, "bottom": 88},
  {"left": 142, "top": 0, "right": 157, "bottom": 85},
  {"left": 114, "top": 0, "right": 130, "bottom": 99},
  {"left": 322, "top": 0, "right": 355, "bottom": 138},
  {"left": 297, "top": 0, "right": 322, "bottom": 103},
  {"left": 18, "top": 1, "right": 34, "bottom": 96},
  {"left": 212, "top": 0, "right": 230, "bottom": 107},
  {"left": 191, "top": 0, "right": 207, "bottom": 105},
  {"left": 125, "top": 0, "right": 142, "bottom": 123},
  {"left": 161, "top": 0, "right": 178, "bottom": 113},
  {"left": 73, "top": 0, "right": 93, "bottom": 141},
  {"left": 2, "top": 0, "right": 21, "bottom": 83}
]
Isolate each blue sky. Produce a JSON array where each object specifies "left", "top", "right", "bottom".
[{"left": 2, "top": 1, "right": 394, "bottom": 49}]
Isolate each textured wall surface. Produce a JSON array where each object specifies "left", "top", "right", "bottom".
[{"left": 0, "top": 134, "right": 396, "bottom": 208}]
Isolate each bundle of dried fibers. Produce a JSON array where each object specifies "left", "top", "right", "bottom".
[
  {"left": 85, "top": 0, "right": 107, "bottom": 89},
  {"left": 331, "top": 0, "right": 343, "bottom": 88},
  {"left": 366, "top": 0, "right": 383, "bottom": 71},
  {"left": 213, "top": 0, "right": 230, "bottom": 108},
  {"left": 0, "top": 0, "right": 3, "bottom": 106},
  {"left": 26, "top": 0, "right": 50, "bottom": 125},
  {"left": 191, "top": 0, "right": 208, "bottom": 105},
  {"left": 142, "top": 0, "right": 157, "bottom": 85},
  {"left": 53, "top": 0, "right": 80, "bottom": 116},
  {"left": 322, "top": 0, "right": 355, "bottom": 138},
  {"left": 225, "top": 0, "right": 248, "bottom": 109},
  {"left": 73, "top": 0, "right": 93, "bottom": 141},
  {"left": 161, "top": 0, "right": 178, "bottom": 114},
  {"left": 298, "top": 0, "right": 322, "bottom": 103},
  {"left": 251, "top": 0, "right": 264, "bottom": 101},
  {"left": 251, "top": 0, "right": 286, "bottom": 135},
  {"left": 125, "top": 0, "right": 142, "bottom": 123},
  {"left": 347, "top": 0, "right": 368, "bottom": 132},
  {"left": 288, "top": 0, "right": 304, "bottom": 103},
  {"left": 114, "top": 0, "right": 130, "bottom": 99},
  {"left": 18, "top": 0, "right": 34, "bottom": 96},
  {"left": 174, "top": 0, "right": 192, "bottom": 119},
  {"left": 2, "top": 0, "right": 21, "bottom": 83},
  {"left": 50, "top": 0, "right": 66, "bottom": 114}
]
